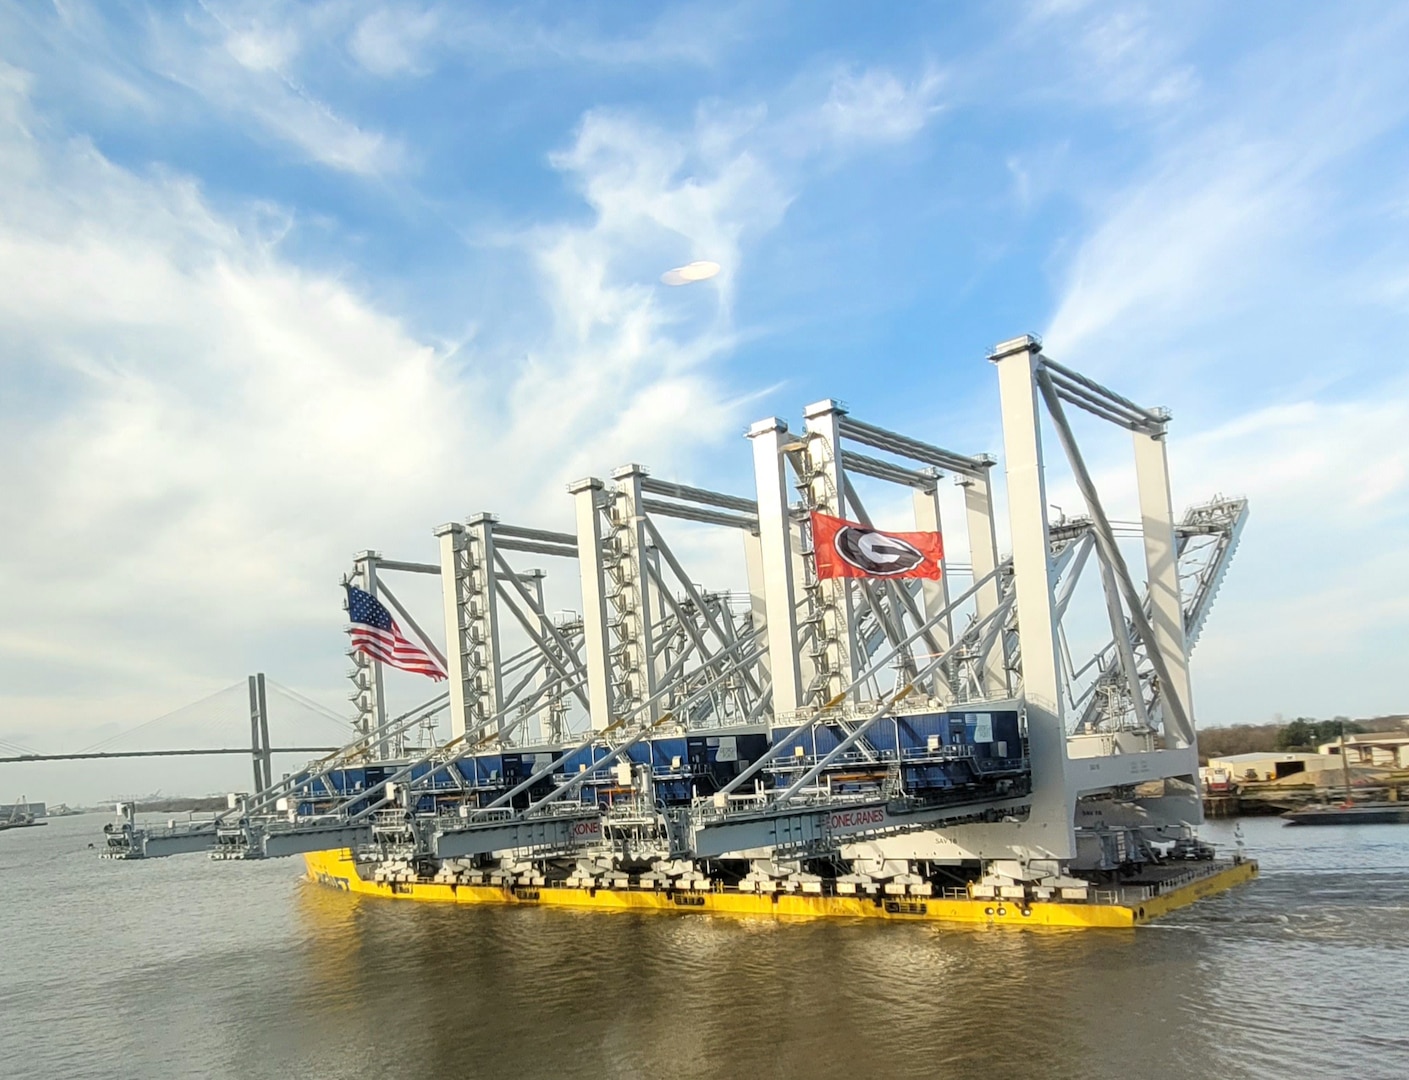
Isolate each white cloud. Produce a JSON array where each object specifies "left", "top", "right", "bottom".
[
  {"left": 1044, "top": 5, "right": 1409, "bottom": 367},
  {"left": 1044, "top": 137, "right": 1303, "bottom": 357},
  {"left": 816, "top": 66, "right": 944, "bottom": 145},
  {"left": 222, "top": 22, "right": 301, "bottom": 72},
  {"left": 1022, "top": 1, "right": 1200, "bottom": 109},
  {"left": 1171, "top": 394, "right": 1409, "bottom": 722},
  {"left": 341, "top": 0, "right": 750, "bottom": 79},
  {"left": 483, "top": 106, "right": 793, "bottom": 499},
  {"left": 348, "top": 4, "right": 442, "bottom": 77},
  {"left": 145, "top": 2, "right": 404, "bottom": 175},
  {"left": 0, "top": 68, "right": 783, "bottom": 772},
  {"left": 0, "top": 15, "right": 961, "bottom": 797},
  {"left": 1031, "top": 7, "right": 1409, "bottom": 725},
  {"left": 996, "top": 377, "right": 1409, "bottom": 728}
]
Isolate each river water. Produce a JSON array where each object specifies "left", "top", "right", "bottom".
[{"left": 1, "top": 814, "right": 1406, "bottom": 1079}]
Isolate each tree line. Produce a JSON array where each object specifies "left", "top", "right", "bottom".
[{"left": 1197, "top": 717, "right": 1364, "bottom": 764}]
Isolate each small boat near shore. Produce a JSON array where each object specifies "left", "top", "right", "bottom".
[
  {"left": 1, "top": 796, "right": 46, "bottom": 832},
  {"left": 1282, "top": 730, "right": 1409, "bottom": 825},
  {"left": 1283, "top": 802, "right": 1409, "bottom": 826}
]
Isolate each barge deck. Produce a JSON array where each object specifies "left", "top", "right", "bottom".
[{"left": 305, "top": 849, "right": 1258, "bottom": 929}]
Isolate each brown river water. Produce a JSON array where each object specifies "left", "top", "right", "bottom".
[{"left": 2, "top": 814, "right": 1407, "bottom": 1079}]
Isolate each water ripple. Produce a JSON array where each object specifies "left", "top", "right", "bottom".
[{"left": 2, "top": 815, "right": 1408, "bottom": 1078}]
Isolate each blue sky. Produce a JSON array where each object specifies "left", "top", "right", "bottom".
[{"left": 2, "top": 0, "right": 1408, "bottom": 800}]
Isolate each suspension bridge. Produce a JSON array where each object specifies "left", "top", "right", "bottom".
[{"left": 0, "top": 677, "right": 348, "bottom": 792}]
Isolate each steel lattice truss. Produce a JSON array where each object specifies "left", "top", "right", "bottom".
[{"left": 104, "top": 337, "right": 1247, "bottom": 883}]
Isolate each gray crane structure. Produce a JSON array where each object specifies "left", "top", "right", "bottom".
[{"left": 103, "top": 337, "right": 1247, "bottom": 899}]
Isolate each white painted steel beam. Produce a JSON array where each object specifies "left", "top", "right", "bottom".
[
  {"left": 1092, "top": 539, "right": 1151, "bottom": 731},
  {"left": 351, "top": 552, "right": 388, "bottom": 756},
  {"left": 435, "top": 521, "right": 473, "bottom": 742},
  {"left": 261, "top": 823, "right": 373, "bottom": 858},
  {"left": 1134, "top": 425, "right": 1196, "bottom": 750},
  {"left": 133, "top": 828, "right": 222, "bottom": 858},
  {"left": 641, "top": 518, "right": 765, "bottom": 701},
  {"left": 466, "top": 514, "right": 506, "bottom": 736},
  {"left": 638, "top": 476, "right": 757, "bottom": 514},
  {"left": 741, "top": 528, "right": 771, "bottom": 682},
  {"left": 836, "top": 415, "right": 989, "bottom": 477},
  {"left": 610, "top": 465, "right": 660, "bottom": 723},
  {"left": 803, "top": 399, "right": 859, "bottom": 697},
  {"left": 957, "top": 465, "right": 1008, "bottom": 697},
  {"left": 911, "top": 479, "right": 954, "bottom": 661},
  {"left": 431, "top": 812, "right": 603, "bottom": 859},
  {"left": 569, "top": 478, "right": 615, "bottom": 731},
  {"left": 747, "top": 419, "right": 804, "bottom": 715},
  {"left": 990, "top": 335, "right": 1075, "bottom": 859},
  {"left": 492, "top": 551, "right": 591, "bottom": 714},
  {"left": 1034, "top": 369, "right": 1194, "bottom": 747}
]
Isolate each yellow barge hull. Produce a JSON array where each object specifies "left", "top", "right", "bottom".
[{"left": 304, "top": 850, "right": 1258, "bottom": 929}]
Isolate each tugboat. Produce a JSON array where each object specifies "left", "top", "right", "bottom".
[{"left": 0, "top": 796, "right": 47, "bottom": 832}]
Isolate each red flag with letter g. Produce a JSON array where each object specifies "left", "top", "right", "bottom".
[{"left": 810, "top": 511, "right": 943, "bottom": 581}]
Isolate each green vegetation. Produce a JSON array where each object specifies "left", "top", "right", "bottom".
[
  {"left": 1198, "top": 717, "right": 1363, "bottom": 764},
  {"left": 1275, "top": 718, "right": 1361, "bottom": 752}
]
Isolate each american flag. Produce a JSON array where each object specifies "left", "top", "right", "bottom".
[{"left": 345, "top": 585, "right": 446, "bottom": 681}]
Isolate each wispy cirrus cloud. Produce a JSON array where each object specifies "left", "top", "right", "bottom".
[
  {"left": 0, "top": 45, "right": 834, "bottom": 764},
  {"left": 146, "top": 2, "right": 405, "bottom": 175},
  {"left": 1034, "top": 4, "right": 1409, "bottom": 722},
  {"left": 347, "top": 4, "right": 443, "bottom": 77},
  {"left": 815, "top": 65, "right": 945, "bottom": 145},
  {"left": 345, "top": 0, "right": 755, "bottom": 79},
  {"left": 1020, "top": 0, "right": 1200, "bottom": 109},
  {"left": 1045, "top": 3, "right": 1409, "bottom": 368}
]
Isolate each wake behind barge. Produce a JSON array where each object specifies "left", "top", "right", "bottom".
[{"left": 104, "top": 337, "right": 1256, "bottom": 925}]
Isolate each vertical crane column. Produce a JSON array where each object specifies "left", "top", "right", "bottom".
[
  {"left": 747, "top": 419, "right": 804, "bottom": 716},
  {"left": 1133, "top": 422, "right": 1196, "bottom": 749},
  {"left": 465, "top": 515, "right": 506, "bottom": 737},
  {"left": 349, "top": 551, "right": 387, "bottom": 756},
  {"left": 519, "top": 570, "right": 565, "bottom": 742},
  {"left": 435, "top": 517, "right": 506, "bottom": 741},
  {"left": 741, "top": 528, "right": 771, "bottom": 681},
  {"left": 911, "top": 475, "right": 954, "bottom": 679},
  {"left": 569, "top": 478, "right": 615, "bottom": 732},
  {"left": 439, "top": 518, "right": 512, "bottom": 743},
  {"left": 608, "top": 465, "right": 659, "bottom": 723},
  {"left": 990, "top": 335, "right": 1073, "bottom": 858},
  {"left": 957, "top": 461, "right": 1009, "bottom": 698},
  {"left": 802, "top": 400, "right": 858, "bottom": 700},
  {"left": 435, "top": 522, "right": 473, "bottom": 741}
]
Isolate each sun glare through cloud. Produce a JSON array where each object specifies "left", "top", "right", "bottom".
[{"left": 660, "top": 260, "right": 722, "bottom": 285}]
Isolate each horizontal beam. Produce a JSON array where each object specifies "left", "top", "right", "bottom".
[
  {"left": 641, "top": 498, "right": 759, "bottom": 531},
  {"left": 0, "top": 747, "right": 341, "bottom": 764},
  {"left": 375, "top": 559, "right": 441, "bottom": 575},
  {"left": 494, "top": 523, "right": 577, "bottom": 547},
  {"left": 1040, "top": 357, "right": 1166, "bottom": 431},
  {"left": 691, "top": 794, "right": 1033, "bottom": 858},
  {"left": 261, "top": 824, "right": 373, "bottom": 858},
  {"left": 840, "top": 450, "right": 937, "bottom": 490},
  {"left": 431, "top": 811, "right": 603, "bottom": 859},
  {"left": 494, "top": 537, "right": 578, "bottom": 559},
  {"left": 837, "top": 415, "right": 989, "bottom": 477},
  {"left": 640, "top": 477, "right": 758, "bottom": 514},
  {"left": 132, "top": 829, "right": 221, "bottom": 858},
  {"left": 1049, "top": 378, "right": 1146, "bottom": 431}
]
